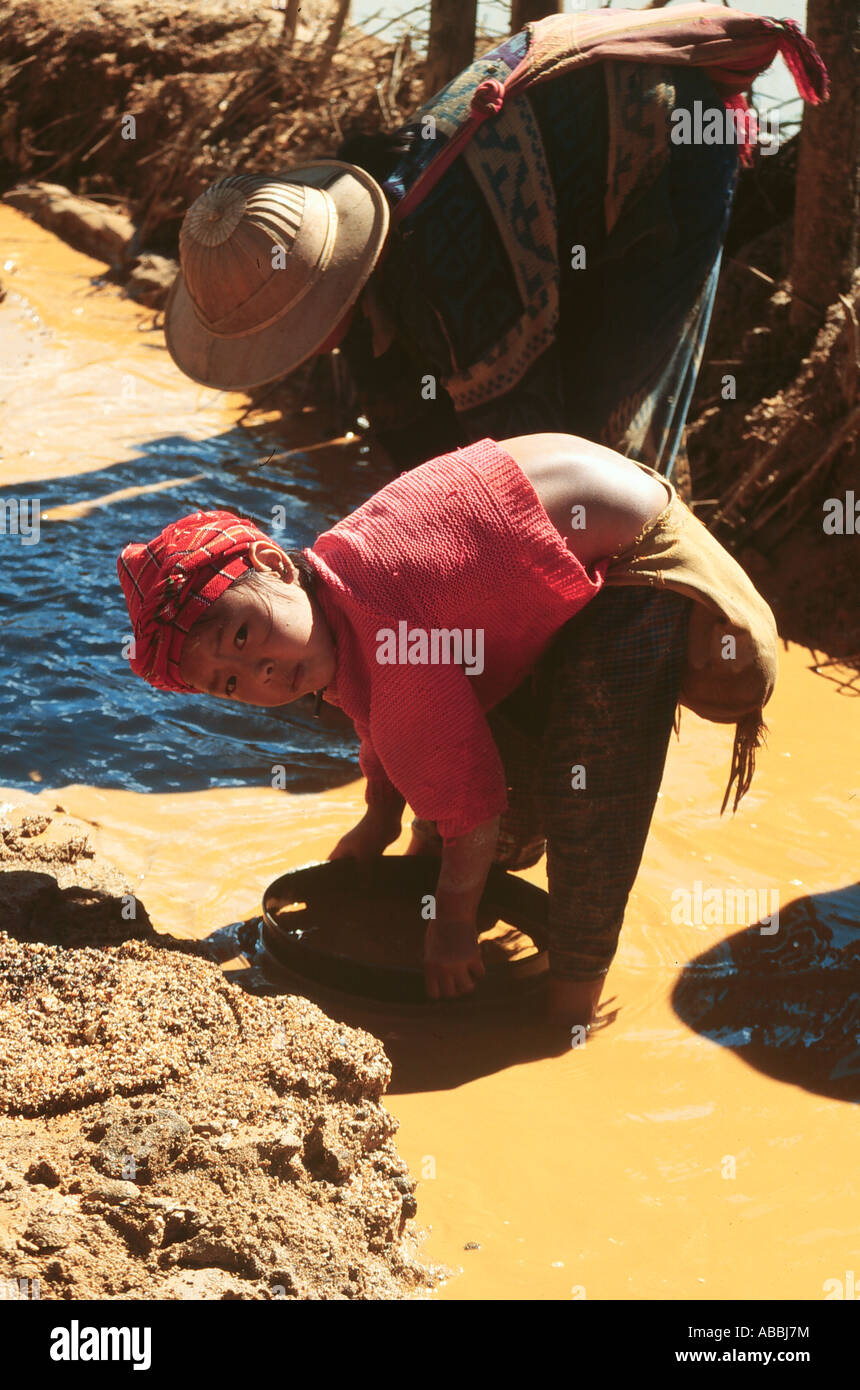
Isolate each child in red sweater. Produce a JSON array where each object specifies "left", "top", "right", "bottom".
[{"left": 117, "top": 433, "right": 718, "bottom": 1029}]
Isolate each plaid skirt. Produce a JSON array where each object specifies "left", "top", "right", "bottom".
[{"left": 412, "top": 584, "right": 693, "bottom": 981}]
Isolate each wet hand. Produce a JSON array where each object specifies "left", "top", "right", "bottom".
[
  {"left": 424, "top": 918, "right": 485, "bottom": 1000},
  {"left": 328, "top": 811, "right": 399, "bottom": 863}
]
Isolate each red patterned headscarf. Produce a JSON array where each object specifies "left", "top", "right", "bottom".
[{"left": 117, "top": 510, "right": 274, "bottom": 692}]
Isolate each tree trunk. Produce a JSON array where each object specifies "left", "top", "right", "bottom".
[
  {"left": 511, "top": 1, "right": 562, "bottom": 30},
  {"left": 424, "top": 0, "right": 478, "bottom": 102},
  {"left": 281, "top": 0, "right": 301, "bottom": 48},
  {"left": 316, "top": 0, "right": 351, "bottom": 81},
  {"left": 790, "top": 0, "right": 860, "bottom": 329}
]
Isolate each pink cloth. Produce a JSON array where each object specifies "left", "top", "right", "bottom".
[
  {"left": 117, "top": 511, "right": 269, "bottom": 692},
  {"left": 394, "top": 6, "right": 828, "bottom": 227},
  {"left": 304, "top": 438, "right": 607, "bottom": 840}
]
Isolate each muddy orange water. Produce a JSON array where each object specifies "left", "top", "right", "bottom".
[{"left": 2, "top": 206, "right": 858, "bottom": 1301}]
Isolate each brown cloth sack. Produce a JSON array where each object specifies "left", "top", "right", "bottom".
[{"left": 602, "top": 460, "right": 779, "bottom": 813}]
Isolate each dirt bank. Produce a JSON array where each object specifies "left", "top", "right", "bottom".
[
  {"left": 688, "top": 270, "right": 859, "bottom": 658},
  {"left": 0, "top": 0, "right": 421, "bottom": 255},
  {"left": 686, "top": 145, "right": 860, "bottom": 662},
  {"left": 0, "top": 810, "right": 442, "bottom": 1300}
]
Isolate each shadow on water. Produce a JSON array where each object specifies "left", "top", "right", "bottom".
[
  {"left": 671, "top": 883, "right": 860, "bottom": 1103},
  {"left": 1, "top": 424, "right": 395, "bottom": 794},
  {"left": 221, "top": 946, "right": 577, "bottom": 1088}
]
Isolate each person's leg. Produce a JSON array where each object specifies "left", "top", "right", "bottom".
[{"left": 537, "top": 585, "right": 693, "bottom": 981}]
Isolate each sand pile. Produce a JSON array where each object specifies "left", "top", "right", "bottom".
[{"left": 0, "top": 811, "right": 442, "bottom": 1300}]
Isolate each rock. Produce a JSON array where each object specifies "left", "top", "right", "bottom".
[
  {"left": 89, "top": 1103, "right": 191, "bottom": 1185},
  {"left": 212, "top": 1134, "right": 232, "bottom": 1151},
  {"left": 391, "top": 1173, "right": 418, "bottom": 1221},
  {"left": 2, "top": 183, "right": 136, "bottom": 268},
  {"left": 303, "top": 1115, "right": 355, "bottom": 1185},
  {"left": 161, "top": 1234, "right": 250, "bottom": 1276},
  {"left": 85, "top": 1178, "right": 140, "bottom": 1204},
  {"left": 22, "top": 1213, "right": 75, "bottom": 1253},
  {"left": 192, "top": 1121, "right": 225, "bottom": 1136},
  {"left": 0, "top": 1161, "right": 23, "bottom": 1193},
  {"left": 24, "top": 1158, "right": 61, "bottom": 1187},
  {"left": 275, "top": 1129, "right": 303, "bottom": 1155},
  {"left": 123, "top": 252, "right": 177, "bottom": 309},
  {"left": 19, "top": 815, "right": 51, "bottom": 838}
]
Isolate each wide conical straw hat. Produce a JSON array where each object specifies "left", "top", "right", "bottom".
[{"left": 164, "top": 161, "right": 389, "bottom": 390}]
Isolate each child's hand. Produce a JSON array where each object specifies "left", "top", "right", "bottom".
[
  {"left": 424, "top": 918, "right": 485, "bottom": 999},
  {"left": 328, "top": 810, "right": 400, "bottom": 862}
]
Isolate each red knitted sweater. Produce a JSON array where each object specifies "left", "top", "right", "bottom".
[{"left": 303, "top": 438, "right": 607, "bottom": 840}]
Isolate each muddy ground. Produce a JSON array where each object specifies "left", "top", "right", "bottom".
[{"left": 0, "top": 810, "right": 443, "bottom": 1299}]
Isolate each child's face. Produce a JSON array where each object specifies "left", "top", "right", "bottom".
[{"left": 178, "top": 542, "right": 336, "bottom": 706}]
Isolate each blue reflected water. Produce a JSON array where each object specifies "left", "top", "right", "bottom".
[{"left": 1, "top": 428, "right": 391, "bottom": 793}]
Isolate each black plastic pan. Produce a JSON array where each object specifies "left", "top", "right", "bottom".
[{"left": 260, "top": 855, "right": 549, "bottom": 1004}]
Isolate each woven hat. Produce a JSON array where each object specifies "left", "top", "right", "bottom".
[{"left": 164, "top": 162, "right": 390, "bottom": 390}]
